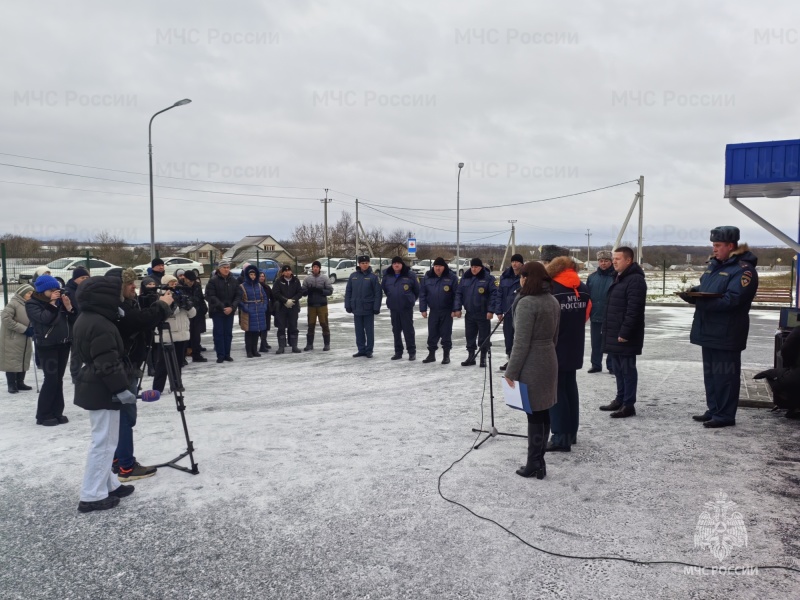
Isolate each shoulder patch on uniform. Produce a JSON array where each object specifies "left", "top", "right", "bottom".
[{"left": 741, "top": 271, "right": 753, "bottom": 287}]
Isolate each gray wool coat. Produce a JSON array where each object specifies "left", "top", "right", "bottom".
[
  {"left": 503, "top": 292, "right": 561, "bottom": 412},
  {"left": 0, "top": 291, "right": 33, "bottom": 373}
]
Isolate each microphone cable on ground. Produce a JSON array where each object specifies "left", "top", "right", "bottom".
[{"left": 436, "top": 365, "right": 800, "bottom": 575}]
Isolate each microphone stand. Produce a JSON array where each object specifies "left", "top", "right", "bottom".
[{"left": 471, "top": 316, "right": 526, "bottom": 449}]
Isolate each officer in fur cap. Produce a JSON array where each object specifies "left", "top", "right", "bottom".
[
  {"left": 679, "top": 226, "right": 759, "bottom": 428},
  {"left": 493, "top": 253, "right": 525, "bottom": 371}
]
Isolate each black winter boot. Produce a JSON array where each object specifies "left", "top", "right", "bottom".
[
  {"left": 245, "top": 333, "right": 254, "bottom": 358},
  {"left": 516, "top": 421, "right": 548, "bottom": 479},
  {"left": 479, "top": 349, "right": 488, "bottom": 368},
  {"left": 408, "top": 351, "right": 416, "bottom": 361},
  {"left": 289, "top": 334, "right": 302, "bottom": 353},
  {"left": 322, "top": 334, "right": 331, "bottom": 351},
  {"left": 276, "top": 334, "right": 286, "bottom": 355},
  {"left": 442, "top": 349, "right": 450, "bottom": 365},
  {"left": 251, "top": 334, "right": 261, "bottom": 357},
  {"left": 304, "top": 333, "right": 314, "bottom": 351},
  {"left": 16, "top": 373, "right": 32, "bottom": 391},
  {"left": 6, "top": 372, "right": 18, "bottom": 394},
  {"left": 259, "top": 331, "right": 269, "bottom": 353},
  {"left": 461, "top": 350, "right": 476, "bottom": 367},
  {"left": 422, "top": 351, "right": 436, "bottom": 363}
]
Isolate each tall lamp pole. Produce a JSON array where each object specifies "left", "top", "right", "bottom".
[
  {"left": 149, "top": 98, "right": 192, "bottom": 260},
  {"left": 456, "top": 162, "right": 464, "bottom": 278}
]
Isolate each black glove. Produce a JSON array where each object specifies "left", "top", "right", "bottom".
[
  {"left": 754, "top": 369, "right": 778, "bottom": 380},
  {"left": 373, "top": 310, "right": 380, "bottom": 315},
  {"left": 25, "top": 326, "right": 34, "bottom": 337}
]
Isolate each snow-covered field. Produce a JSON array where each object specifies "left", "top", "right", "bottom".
[{"left": 1, "top": 304, "right": 799, "bottom": 599}]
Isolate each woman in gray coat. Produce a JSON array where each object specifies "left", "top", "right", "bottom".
[
  {"left": 503, "top": 262, "right": 560, "bottom": 479},
  {"left": 1, "top": 284, "right": 35, "bottom": 394}
]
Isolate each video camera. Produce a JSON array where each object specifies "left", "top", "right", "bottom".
[{"left": 156, "top": 284, "right": 193, "bottom": 312}]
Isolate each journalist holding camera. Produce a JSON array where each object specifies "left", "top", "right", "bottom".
[
  {"left": 25, "top": 274, "right": 76, "bottom": 426},
  {"left": 151, "top": 275, "right": 196, "bottom": 393}
]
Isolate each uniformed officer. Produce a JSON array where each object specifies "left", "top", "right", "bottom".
[
  {"left": 493, "top": 253, "right": 523, "bottom": 371},
  {"left": 419, "top": 257, "right": 459, "bottom": 364},
  {"left": 454, "top": 258, "right": 498, "bottom": 367},
  {"left": 679, "top": 226, "right": 759, "bottom": 428},
  {"left": 344, "top": 255, "right": 383, "bottom": 358},
  {"left": 382, "top": 256, "right": 420, "bottom": 361}
]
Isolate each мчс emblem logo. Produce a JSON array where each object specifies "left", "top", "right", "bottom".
[{"left": 694, "top": 491, "right": 748, "bottom": 561}]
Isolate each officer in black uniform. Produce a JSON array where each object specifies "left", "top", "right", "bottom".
[
  {"left": 419, "top": 257, "right": 459, "bottom": 364},
  {"left": 679, "top": 226, "right": 759, "bottom": 428}
]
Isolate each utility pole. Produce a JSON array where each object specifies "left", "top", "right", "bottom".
[
  {"left": 637, "top": 175, "right": 644, "bottom": 264},
  {"left": 509, "top": 220, "right": 517, "bottom": 256},
  {"left": 355, "top": 198, "right": 359, "bottom": 258},
  {"left": 586, "top": 228, "right": 592, "bottom": 264},
  {"left": 321, "top": 189, "right": 332, "bottom": 276}
]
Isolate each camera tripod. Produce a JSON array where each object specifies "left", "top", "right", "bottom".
[
  {"left": 471, "top": 317, "right": 526, "bottom": 449},
  {"left": 139, "top": 321, "right": 199, "bottom": 475}
]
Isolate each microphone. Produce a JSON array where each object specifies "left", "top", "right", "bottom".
[{"left": 139, "top": 390, "right": 161, "bottom": 402}]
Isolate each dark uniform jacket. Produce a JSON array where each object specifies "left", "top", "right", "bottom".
[
  {"left": 419, "top": 267, "right": 459, "bottom": 313},
  {"left": 687, "top": 245, "right": 758, "bottom": 352},
  {"left": 205, "top": 271, "right": 241, "bottom": 316},
  {"left": 25, "top": 293, "right": 75, "bottom": 348},
  {"left": 491, "top": 267, "right": 521, "bottom": 315},
  {"left": 601, "top": 263, "right": 647, "bottom": 356},
  {"left": 72, "top": 277, "right": 131, "bottom": 411},
  {"left": 586, "top": 266, "right": 615, "bottom": 324},
  {"left": 345, "top": 266, "right": 382, "bottom": 316},
  {"left": 454, "top": 267, "right": 497, "bottom": 315},
  {"left": 381, "top": 264, "right": 420, "bottom": 311},
  {"left": 546, "top": 257, "right": 591, "bottom": 370}
]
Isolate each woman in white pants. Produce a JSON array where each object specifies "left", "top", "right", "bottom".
[{"left": 72, "top": 276, "right": 138, "bottom": 512}]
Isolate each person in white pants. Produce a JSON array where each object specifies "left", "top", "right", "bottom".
[{"left": 72, "top": 275, "right": 139, "bottom": 513}]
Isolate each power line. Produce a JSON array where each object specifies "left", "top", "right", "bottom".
[
  {"left": 0, "top": 152, "right": 321, "bottom": 190},
  {"left": 355, "top": 180, "right": 638, "bottom": 212},
  {"left": 0, "top": 162, "right": 321, "bottom": 201},
  {"left": 0, "top": 179, "right": 323, "bottom": 212},
  {"left": 359, "top": 201, "right": 507, "bottom": 235}
]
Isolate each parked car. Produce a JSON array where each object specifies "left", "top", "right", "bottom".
[
  {"left": 230, "top": 259, "right": 280, "bottom": 283},
  {"left": 304, "top": 257, "right": 346, "bottom": 275},
  {"left": 18, "top": 257, "right": 120, "bottom": 286},
  {"left": 411, "top": 259, "right": 435, "bottom": 277},
  {"left": 133, "top": 257, "right": 205, "bottom": 279},
  {"left": 324, "top": 259, "right": 358, "bottom": 283},
  {"left": 370, "top": 258, "right": 390, "bottom": 273},
  {"left": 448, "top": 258, "right": 472, "bottom": 277}
]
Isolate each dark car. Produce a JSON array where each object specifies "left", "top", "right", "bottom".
[{"left": 230, "top": 259, "right": 280, "bottom": 283}]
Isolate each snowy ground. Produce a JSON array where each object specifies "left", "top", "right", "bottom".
[{"left": 1, "top": 304, "right": 799, "bottom": 599}]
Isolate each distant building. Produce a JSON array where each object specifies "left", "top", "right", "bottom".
[
  {"left": 224, "top": 235, "right": 295, "bottom": 267},
  {"left": 177, "top": 243, "right": 223, "bottom": 264}
]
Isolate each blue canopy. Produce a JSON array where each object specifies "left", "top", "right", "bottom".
[{"left": 725, "top": 139, "right": 800, "bottom": 198}]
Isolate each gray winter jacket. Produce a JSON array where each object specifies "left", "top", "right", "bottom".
[
  {"left": 302, "top": 273, "right": 334, "bottom": 307},
  {"left": 503, "top": 290, "right": 561, "bottom": 412},
  {"left": 0, "top": 289, "right": 33, "bottom": 373}
]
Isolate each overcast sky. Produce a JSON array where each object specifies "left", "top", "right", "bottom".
[{"left": 3, "top": 0, "right": 800, "bottom": 250}]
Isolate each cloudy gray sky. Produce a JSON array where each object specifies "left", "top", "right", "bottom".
[{"left": 3, "top": 0, "right": 800, "bottom": 250}]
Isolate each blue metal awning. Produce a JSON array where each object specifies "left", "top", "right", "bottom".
[{"left": 725, "top": 139, "right": 800, "bottom": 198}]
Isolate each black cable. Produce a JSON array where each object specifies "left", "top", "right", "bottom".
[
  {"left": 436, "top": 374, "right": 800, "bottom": 574},
  {"left": 359, "top": 202, "right": 507, "bottom": 235}
]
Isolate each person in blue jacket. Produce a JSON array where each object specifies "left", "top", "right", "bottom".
[
  {"left": 586, "top": 250, "right": 616, "bottom": 373},
  {"left": 382, "top": 256, "right": 419, "bottom": 361},
  {"left": 679, "top": 226, "right": 759, "bottom": 428},
  {"left": 492, "top": 253, "right": 523, "bottom": 371},
  {"left": 454, "top": 258, "right": 498, "bottom": 367},
  {"left": 419, "top": 257, "right": 459, "bottom": 365},
  {"left": 345, "top": 255, "right": 383, "bottom": 358},
  {"left": 237, "top": 265, "right": 269, "bottom": 358}
]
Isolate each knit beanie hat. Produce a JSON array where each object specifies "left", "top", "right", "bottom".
[
  {"left": 71, "top": 267, "right": 90, "bottom": 280},
  {"left": 540, "top": 245, "right": 569, "bottom": 262},
  {"left": 470, "top": 257, "right": 483, "bottom": 267},
  {"left": 510, "top": 253, "right": 524, "bottom": 264},
  {"left": 433, "top": 257, "right": 447, "bottom": 267},
  {"left": 151, "top": 258, "right": 165, "bottom": 267},
  {"left": 34, "top": 274, "right": 60, "bottom": 293},
  {"left": 16, "top": 284, "right": 34, "bottom": 298},
  {"left": 183, "top": 270, "right": 198, "bottom": 282}
]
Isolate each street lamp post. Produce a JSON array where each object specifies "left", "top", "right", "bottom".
[
  {"left": 456, "top": 162, "right": 464, "bottom": 278},
  {"left": 149, "top": 98, "right": 192, "bottom": 260}
]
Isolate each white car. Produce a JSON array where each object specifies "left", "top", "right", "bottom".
[
  {"left": 133, "top": 257, "right": 205, "bottom": 279},
  {"left": 411, "top": 260, "right": 435, "bottom": 277},
  {"left": 448, "top": 258, "right": 472, "bottom": 277},
  {"left": 304, "top": 257, "right": 345, "bottom": 275},
  {"left": 18, "top": 257, "right": 120, "bottom": 286}
]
